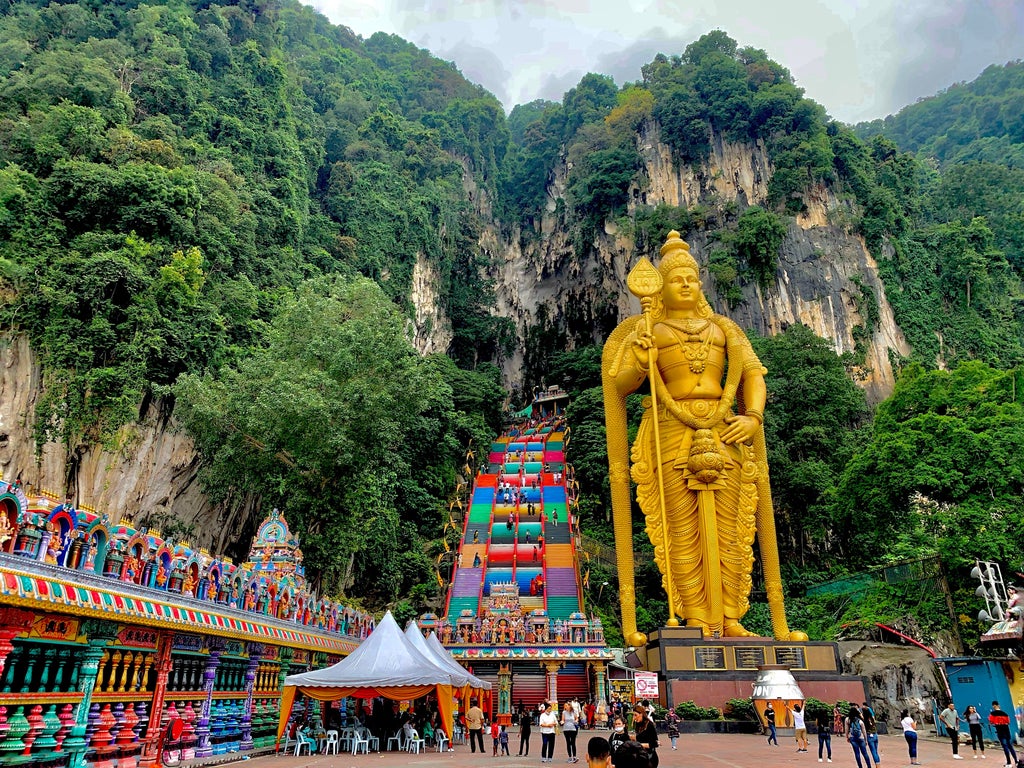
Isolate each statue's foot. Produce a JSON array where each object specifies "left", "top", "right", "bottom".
[
  {"left": 723, "top": 622, "right": 757, "bottom": 637},
  {"left": 685, "top": 620, "right": 711, "bottom": 637},
  {"left": 783, "top": 630, "right": 809, "bottom": 641},
  {"left": 627, "top": 631, "right": 648, "bottom": 647}
]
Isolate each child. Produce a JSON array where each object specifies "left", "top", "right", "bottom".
[
  {"left": 587, "top": 736, "right": 611, "bottom": 768},
  {"left": 500, "top": 725, "right": 510, "bottom": 755},
  {"left": 491, "top": 720, "right": 501, "bottom": 756}
]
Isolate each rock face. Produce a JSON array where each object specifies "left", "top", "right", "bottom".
[
  {"left": 0, "top": 336, "right": 259, "bottom": 557},
  {"left": 1, "top": 124, "right": 913, "bottom": 539},
  {"left": 489, "top": 122, "right": 911, "bottom": 403},
  {"left": 838, "top": 641, "right": 946, "bottom": 726}
]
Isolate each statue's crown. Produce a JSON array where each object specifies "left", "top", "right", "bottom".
[{"left": 658, "top": 230, "right": 699, "bottom": 276}]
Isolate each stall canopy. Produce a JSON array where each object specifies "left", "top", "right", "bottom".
[
  {"left": 423, "top": 629, "right": 495, "bottom": 716},
  {"left": 276, "top": 611, "right": 489, "bottom": 747}
]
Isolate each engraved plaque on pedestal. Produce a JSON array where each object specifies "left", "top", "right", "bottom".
[
  {"left": 734, "top": 646, "right": 767, "bottom": 670},
  {"left": 694, "top": 646, "right": 726, "bottom": 670},
  {"left": 774, "top": 646, "right": 807, "bottom": 669}
]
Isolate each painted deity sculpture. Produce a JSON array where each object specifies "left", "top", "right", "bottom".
[{"left": 603, "top": 231, "right": 806, "bottom": 645}]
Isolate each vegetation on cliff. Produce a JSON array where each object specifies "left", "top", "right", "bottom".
[{"left": 0, "top": 1, "right": 1020, "bottom": 639}]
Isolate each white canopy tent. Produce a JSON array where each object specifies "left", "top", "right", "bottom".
[{"left": 276, "top": 611, "right": 488, "bottom": 748}]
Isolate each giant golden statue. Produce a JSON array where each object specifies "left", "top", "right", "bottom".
[{"left": 603, "top": 231, "right": 805, "bottom": 646}]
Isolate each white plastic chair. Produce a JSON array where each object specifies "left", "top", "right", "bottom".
[
  {"left": 360, "top": 727, "right": 379, "bottom": 752},
  {"left": 386, "top": 731, "right": 406, "bottom": 751},
  {"left": 407, "top": 728, "right": 425, "bottom": 754},
  {"left": 435, "top": 730, "right": 451, "bottom": 752},
  {"left": 324, "top": 730, "right": 339, "bottom": 755},
  {"left": 294, "top": 731, "right": 314, "bottom": 756},
  {"left": 351, "top": 730, "right": 369, "bottom": 754}
]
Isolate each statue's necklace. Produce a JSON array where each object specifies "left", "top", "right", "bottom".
[{"left": 668, "top": 319, "right": 713, "bottom": 373}]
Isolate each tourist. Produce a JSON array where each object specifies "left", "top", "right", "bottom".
[
  {"left": 764, "top": 702, "right": 778, "bottom": 746},
  {"left": 632, "top": 704, "right": 660, "bottom": 768},
  {"left": 500, "top": 725, "right": 510, "bottom": 755},
  {"left": 473, "top": 553, "right": 482, "bottom": 568},
  {"left": 964, "top": 705, "right": 985, "bottom": 758},
  {"left": 665, "top": 710, "right": 680, "bottom": 750},
  {"left": 815, "top": 708, "right": 832, "bottom": 763},
  {"left": 792, "top": 703, "right": 808, "bottom": 753},
  {"left": 491, "top": 720, "right": 501, "bottom": 755},
  {"left": 900, "top": 710, "right": 919, "bottom": 765},
  {"left": 586, "top": 736, "right": 611, "bottom": 768},
  {"left": 466, "top": 698, "right": 485, "bottom": 754},
  {"left": 539, "top": 702, "right": 558, "bottom": 763},
  {"left": 609, "top": 716, "right": 630, "bottom": 754},
  {"left": 939, "top": 702, "right": 963, "bottom": 759},
  {"left": 519, "top": 707, "right": 533, "bottom": 756},
  {"left": 845, "top": 705, "right": 872, "bottom": 768},
  {"left": 612, "top": 741, "right": 652, "bottom": 768},
  {"left": 861, "top": 701, "right": 880, "bottom": 766},
  {"left": 562, "top": 700, "right": 580, "bottom": 763},
  {"left": 833, "top": 704, "right": 845, "bottom": 736},
  {"left": 989, "top": 701, "right": 1017, "bottom": 766},
  {"left": 553, "top": 509, "right": 559, "bottom": 527}
]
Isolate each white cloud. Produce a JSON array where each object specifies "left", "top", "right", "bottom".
[{"left": 307, "top": 0, "right": 1024, "bottom": 123}]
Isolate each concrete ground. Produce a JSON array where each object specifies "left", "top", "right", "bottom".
[{"left": 203, "top": 731, "right": 1009, "bottom": 768}]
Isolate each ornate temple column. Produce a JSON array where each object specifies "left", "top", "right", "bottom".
[
  {"left": 0, "top": 608, "right": 33, "bottom": 676},
  {"left": 194, "top": 638, "right": 225, "bottom": 758},
  {"left": 65, "top": 619, "right": 119, "bottom": 768},
  {"left": 138, "top": 632, "right": 174, "bottom": 768},
  {"left": 240, "top": 643, "right": 262, "bottom": 751},
  {"left": 543, "top": 661, "right": 562, "bottom": 706},
  {"left": 590, "top": 662, "right": 608, "bottom": 706}
]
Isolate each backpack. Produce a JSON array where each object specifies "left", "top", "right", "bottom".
[{"left": 848, "top": 719, "right": 863, "bottom": 741}]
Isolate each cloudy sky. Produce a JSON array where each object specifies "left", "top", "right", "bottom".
[{"left": 305, "top": 0, "right": 1024, "bottom": 124}]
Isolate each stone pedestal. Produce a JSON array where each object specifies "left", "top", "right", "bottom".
[{"left": 632, "top": 627, "right": 870, "bottom": 710}]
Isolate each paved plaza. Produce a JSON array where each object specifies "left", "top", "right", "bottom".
[{"left": 212, "top": 732, "right": 991, "bottom": 768}]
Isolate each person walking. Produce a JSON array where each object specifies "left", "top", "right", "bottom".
[
  {"left": 862, "top": 701, "right": 881, "bottom": 766},
  {"left": 989, "top": 701, "right": 1017, "bottom": 766},
  {"left": 632, "top": 704, "right": 660, "bottom": 768},
  {"left": 764, "top": 702, "right": 778, "bottom": 746},
  {"left": 900, "top": 710, "right": 920, "bottom": 766},
  {"left": 539, "top": 702, "right": 558, "bottom": 763},
  {"left": 792, "top": 703, "right": 808, "bottom": 753},
  {"left": 815, "top": 708, "right": 833, "bottom": 763},
  {"left": 940, "top": 702, "right": 964, "bottom": 759},
  {"left": 519, "top": 707, "right": 533, "bottom": 756},
  {"left": 665, "top": 710, "right": 680, "bottom": 750},
  {"left": 964, "top": 705, "right": 985, "bottom": 759},
  {"left": 562, "top": 701, "right": 580, "bottom": 763},
  {"left": 845, "top": 705, "right": 872, "bottom": 768}
]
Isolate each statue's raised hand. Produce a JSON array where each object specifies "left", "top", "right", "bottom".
[{"left": 631, "top": 331, "right": 657, "bottom": 369}]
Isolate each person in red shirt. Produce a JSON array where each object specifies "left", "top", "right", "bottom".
[
  {"left": 491, "top": 721, "right": 501, "bottom": 756},
  {"left": 989, "top": 701, "right": 1018, "bottom": 765}
]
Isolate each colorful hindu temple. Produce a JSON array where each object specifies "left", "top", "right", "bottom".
[
  {"left": 0, "top": 478, "right": 372, "bottom": 767},
  {"left": 429, "top": 405, "right": 614, "bottom": 724}
]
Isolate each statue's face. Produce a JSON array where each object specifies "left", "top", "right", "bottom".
[{"left": 663, "top": 267, "right": 702, "bottom": 310}]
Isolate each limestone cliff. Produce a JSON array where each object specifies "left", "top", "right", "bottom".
[
  {"left": 488, "top": 122, "right": 911, "bottom": 403},
  {"left": 0, "top": 336, "right": 259, "bottom": 557}
]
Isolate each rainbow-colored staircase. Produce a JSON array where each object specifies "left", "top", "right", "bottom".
[{"left": 444, "top": 425, "right": 583, "bottom": 622}]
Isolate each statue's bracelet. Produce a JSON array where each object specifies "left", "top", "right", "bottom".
[{"left": 745, "top": 410, "right": 764, "bottom": 425}]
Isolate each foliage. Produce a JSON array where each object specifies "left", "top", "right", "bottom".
[
  {"left": 674, "top": 701, "right": 721, "bottom": 720},
  {"left": 803, "top": 698, "right": 838, "bottom": 723},
  {"left": 723, "top": 698, "right": 757, "bottom": 721}
]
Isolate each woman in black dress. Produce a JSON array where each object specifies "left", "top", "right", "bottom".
[
  {"left": 632, "top": 705, "right": 660, "bottom": 768},
  {"left": 518, "top": 707, "right": 532, "bottom": 756}
]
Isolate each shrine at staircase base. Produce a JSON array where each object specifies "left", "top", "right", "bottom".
[{"left": 632, "top": 627, "right": 869, "bottom": 710}]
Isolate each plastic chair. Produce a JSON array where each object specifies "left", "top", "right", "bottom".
[
  {"left": 294, "top": 732, "right": 314, "bottom": 756},
  {"left": 360, "top": 727, "right": 379, "bottom": 752},
  {"left": 435, "top": 731, "right": 451, "bottom": 752},
  {"left": 386, "top": 731, "right": 406, "bottom": 751},
  {"left": 351, "top": 730, "right": 369, "bottom": 755},
  {"left": 325, "top": 730, "right": 339, "bottom": 755},
  {"left": 407, "top": 728, "right": 425, "bottom": 754}
]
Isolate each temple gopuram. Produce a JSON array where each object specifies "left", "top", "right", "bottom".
[
  {"left": 0, "top": 478, "right": 372, "bottom": 767},
  {"left": 424, "top": 398, "right": 614, "bottom": 725}
]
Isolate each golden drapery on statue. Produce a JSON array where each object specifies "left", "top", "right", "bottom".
[{"left": 602, "top": 231, "right": 806, "bottom": 645}]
